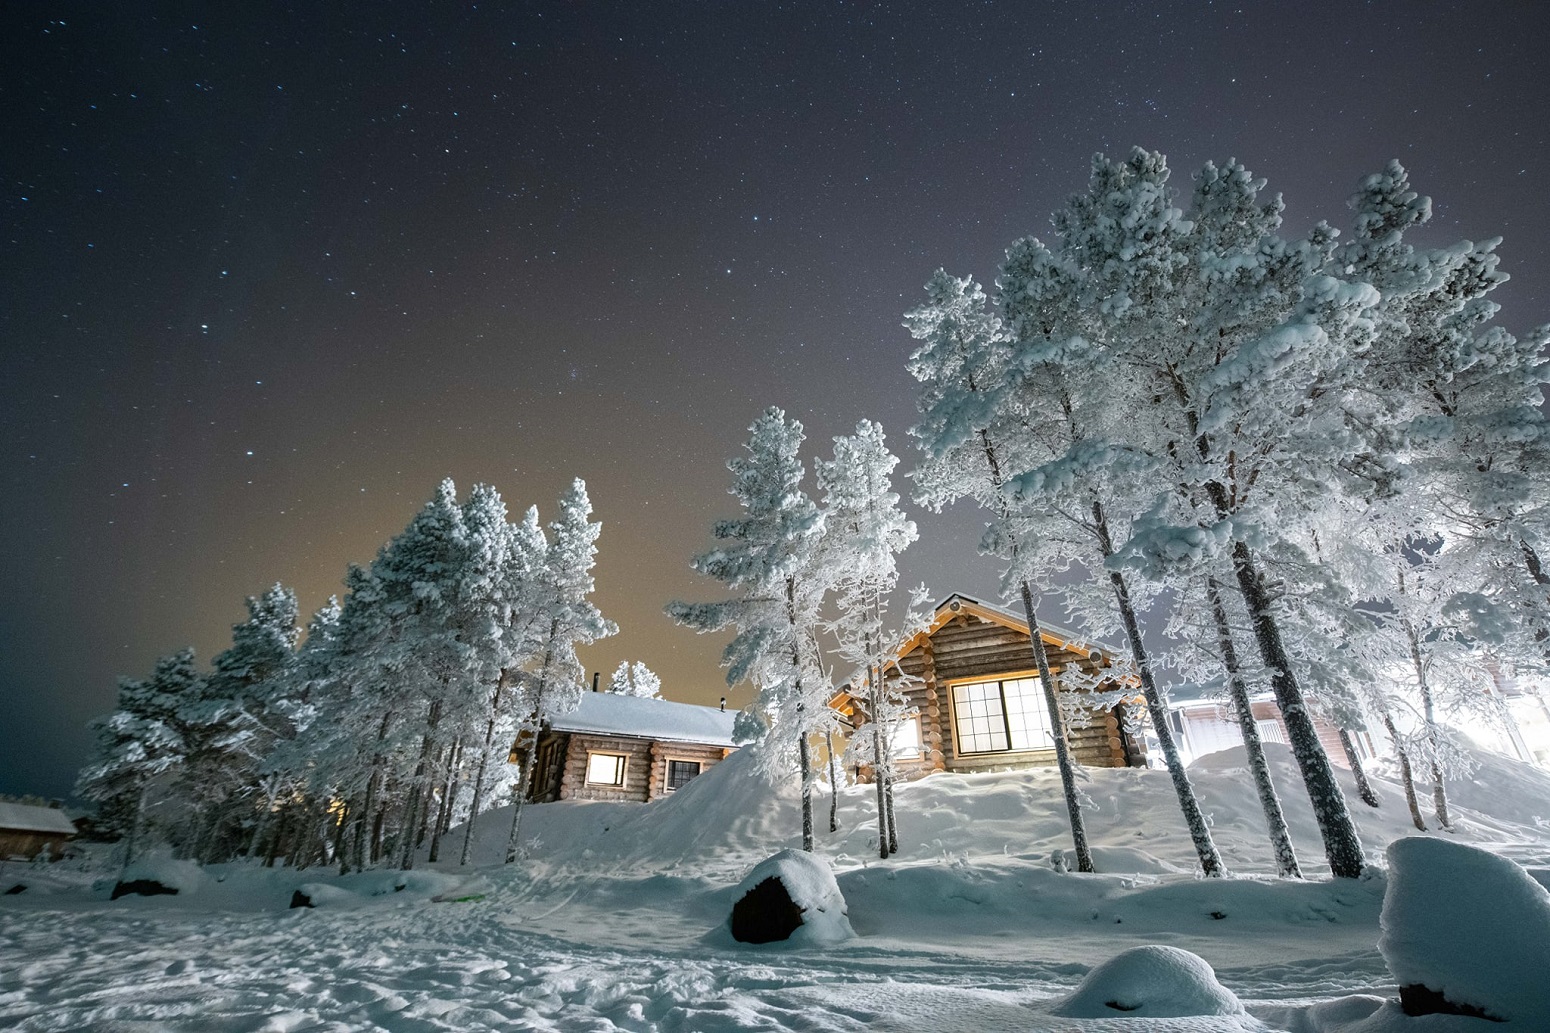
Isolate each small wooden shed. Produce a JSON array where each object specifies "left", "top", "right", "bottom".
[
  {"left": 522, "top": 692, "right": 739, "bottom": 804},
  {"left": 832, "top": 593, "right": 1147, "bottom": 777},
  {"left": 0, "top": 799, "right": 77, "bottom": 860}
]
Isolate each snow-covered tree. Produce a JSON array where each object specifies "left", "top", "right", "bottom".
[
  {"left": 608, "top": 661, "right": 663, "bottom": 698},
  {"left": 668, "top": 407, "right": 834, "bottom": 852},
  {"left": 505, "top": 478, "right": 617, "bottom": 863},
  {"left": 76, "top": 649, "right": 196, "bottom": 863},
  {"left": 816, "top": 419, "right": 919, "bottom": 858},
  {"left": 904, "top": 270, "right": 1097, "bottom": 873}
]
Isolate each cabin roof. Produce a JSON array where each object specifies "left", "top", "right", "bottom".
[
  {"left": 549, "top": 692, "right": 740, "bottom": 748},
  {"left": 900, "top": 592, "right": 1120, "bottom": 661},
  {"left": 0, "top": 801, "right": 77, "bottom": 835}
]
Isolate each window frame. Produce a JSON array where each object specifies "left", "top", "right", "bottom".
[
  {"left": 663, "top": 757, "right": 702, "bottom": 792},
  {"left": 947, "top": 672, "right": 1058, "bottom": 757},
  {"left": 583, "top": 750, "right": 629, "bottom": 788}
]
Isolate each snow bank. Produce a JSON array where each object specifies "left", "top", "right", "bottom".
[
  {"left": 728, "top": 849, "right": 853, "bottom": 945},
  {"left": 1050, "top": 944, "right": 1246, "bottom": 1018},
  {"left": 1378, "top": 836, "right": 1550, "bottom": 1025}
]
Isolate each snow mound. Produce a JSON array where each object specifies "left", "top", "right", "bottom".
[
  {"left": 1050, "top": 944, "right": 1246, "bottom": 1019},
  {"left": 729, "top": 848, "right": 853, "bottom": 945},
  {"left": 116, "top": 854, "right": 206, "bottom": 895},
  {"left": 1379, "top": 836, "right": 1550, "bottom": 1025}
]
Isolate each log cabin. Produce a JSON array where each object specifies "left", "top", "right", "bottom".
[
  {"left": 831, "top": 593, "right": 1148, "bottom": 776},
  {"left": 521, "top": 691, "right": 739, "bottom": 804},
  {"left": 0, "top": 798, "right": 77, "bottom": 861}
]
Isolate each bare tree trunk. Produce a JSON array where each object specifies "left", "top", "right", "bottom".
[
  {"left": 400, "top": 697, "right": 445, "bottom": 870},
  {"left": 825, "top": 731, "right": 840, "bottom": 834},
  {"left": 884, "top": 773, "right": 899, "bottom": 855},
  {"left": 1207, "top": 579, "right": 1301, "bottom": 878},
  {"left": 1402, "top": 620, "right": 1452, "bottom": 831},
  {"left": 1340, "top": 730, "right": 1381, "bottom": 808},
  {"left": 870, "top": 667, "right": 889, "bottom": 859},
  {"left": 1094, "top": 500, "right": 1222, "bottom": 876},
  {"left": 461, "top": 674, "right": 507, "bottom": 866},
  {"left": 427, "top": 738, "right": 460, "bottom": 863},
  {"left": 1382, "top": 710, "right": 1427, "bottom": 831},
  {"left": 1018, "top": 578, "right": 1095, "bottom": 873},
  {"left": 1225, "top": 535, "right": 1365, "bottom": 878}
]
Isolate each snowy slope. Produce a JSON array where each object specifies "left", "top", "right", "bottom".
[{"left": 3, "top": 744, "right": 1549, "bottom": 1031}]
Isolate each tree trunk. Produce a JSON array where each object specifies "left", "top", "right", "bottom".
[
  {"left": 1018, "top": 577, "right": 1095, "bottom": 873},
  {"left": 1206, "top": 578, "right": 1300, "bottom": 878},
  {"left": 884, "top": 773, "right": 899, "bottom": 855},
  {"left": 1226, "top": 537, "right": 1365, "bottom": 878},
  {"left": 1094, "top": 500, "right": 1223, "bottom": 877},
  {"left": 509, "top": 622, "right": 562, "bottom": 863},
  {"left": 427, "top": 738, "right": 460, "bottom": 863},
  {"left": 461, "top": 673, "right": 507, "bottom": 866},
  {"left": 1402, "top": 620, "right": 1453, "bottom": 831},
  {"left": 400, "top": 696, "right": 445, "bottom": 869},
  {"left": 1382, "top": 710, "right": 1427, "bottom": 831},
  {"left": 871, "top": 671, "right": 889, "bottom": 860},
  {"left": 122, "top": 784, "right": 149, "bottom": 868},
  {"left": 825, "top": 731, "right": 840, "bottom": 833},
  {"left": 1340, "top": 730, "right": 1381, "bottom": 808}
]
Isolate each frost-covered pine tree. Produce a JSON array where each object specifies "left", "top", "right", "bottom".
[
  {"left": 668, "top": 407, "right": 833, "bottom": 852},
  {"left": 995, "top": 214, "right": 1227, "bottom": 879},
  {"left": 460, "top": 498, "right": 548, "bottom": 866},
  {"left": 816, "top": 419, "right": 919, "bottom": 859},
  {"left": 505, "top": 478, "right": 617, "bottom": 863},
  {"left": 76, "top": 649, "right": 195, "bottom": 864},
  {"left": 904, "top": 269, "right": 1096, "bottom": 873},
  {"left": 608, "top": 660, "right": 663, "bottom": 698}
]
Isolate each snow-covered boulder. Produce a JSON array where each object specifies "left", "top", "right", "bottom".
[
  {"left": 729, "top": 849, "right": 854, "bottom": 945},
  {"left": 1050, "top": 945, "right": 1246, "bottom": 1019},
  {"left": 1379, "top": 836, "right": 1550, "bottom": 1025},
  {"left": 111, "top": 854, "right": 205, "bottom": 899}
]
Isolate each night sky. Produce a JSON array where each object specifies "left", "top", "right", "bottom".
[{"left": 4, "top": 2, "right": 1548, "bottom": 800}]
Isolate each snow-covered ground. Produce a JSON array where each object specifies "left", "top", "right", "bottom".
[{"left": 4, "top": 744, "right": 1549, "bottom": 1031}]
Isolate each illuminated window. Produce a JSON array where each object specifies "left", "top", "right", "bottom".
[
  {"left": 665, "top": 759, "right": 701, "bottom": 791},
  {"left": 585, "top": 752, "right": 627, "bottom": 787},
  {"left": 891, "top": 714, "right": 922, "bottom": 760},
  {"left": 952, "top": 677, "right": 1054, "bottom": 754}
]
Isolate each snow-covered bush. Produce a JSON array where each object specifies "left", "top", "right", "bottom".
[
  {"left": 728, "top": 849, "right": 854, "bottom": 945},
  {"left": 1051, "top": 944, "right": 1246, "bottom": 1019}
]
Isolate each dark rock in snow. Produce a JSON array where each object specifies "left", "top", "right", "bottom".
[
  {"left": 4, "top": 883, "right": 24, "bottom": 895},
  {"left": 727, "top": 849, "right": 854, "bottom": 945},
  {"left": 110, "top": 879, "right": 179, "bottom": 900},
  {"left": 731, "top": 877, "right": 804, "bottom": 944},
  {"left": 289, "top": 890, "right": 315, "bottom": 909},
  {"left": 1398, "top": 983, "right": 1501, "bottom": 1022}
]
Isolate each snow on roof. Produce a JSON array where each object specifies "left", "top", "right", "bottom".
[
  {"left": 549, "top": 692, "right": 740, "bottom": 748},
  {"left": 0, "top": 801, "right": 77, "bottom": 835}
]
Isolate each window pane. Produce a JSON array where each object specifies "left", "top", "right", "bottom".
[
  {"left": 892, "top": 715, "right": 922, "bottom": 759},
  {"left": 1003, "top": 678, "right": 1054, "bottom": 750},
  {"left": 953, "top": 682, "right": 1008, "bottom": 753},
  {"left": 666, "top": 759, "right": 701, "bottom": 791},
  {"left": 586, "top": 753, "right": 626, "bottom": 786}
]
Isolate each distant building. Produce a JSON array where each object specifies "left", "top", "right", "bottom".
[
  {"left": 518, "top": 691, "right": 740, "bottom": 804},
  {"left": 0, "top": 798, "right": 77, "bottom": 860},
  {"left": 831, "top": 593, "right": 1147, "bottom": 777}
]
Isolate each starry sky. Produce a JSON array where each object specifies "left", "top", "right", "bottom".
[{"left": 4, "top": 1, "right": 1548, "bottom": 800}]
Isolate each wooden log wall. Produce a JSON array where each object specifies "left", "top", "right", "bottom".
[
  {"left": 891, "top": 610, "right": 1134, "bottom": 772},
  {"left": 644, "top": 743, "right": 734, "bottom": 800},
  {"left": 556, "top": 734, "right": 655, "bottom": 803}
]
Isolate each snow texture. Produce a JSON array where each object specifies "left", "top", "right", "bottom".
[
  {"left": 548, "top": 690, "right": 739, "bottom": 747},
  {"left": 1050, "top": 944, "right": 1246, "bottom": 1018},
  {"left": 729, "top": 848, "right": 854, "bottom": 945},
  {"left": 7, "top": 740, "right": 1550, "bottom": 1031},
  {"left": 1378, "top": 835, "right": 1550, "bottom": 1025}
]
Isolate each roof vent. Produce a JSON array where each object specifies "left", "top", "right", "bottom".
[{"left": 948, "top": 600, "right": 961, "bottom": 612}]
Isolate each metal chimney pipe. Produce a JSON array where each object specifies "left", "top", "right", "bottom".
[
  {"left": 592, "top": 671, "right": 600, "bottom": 692},
  {"left": 719, "top": 696, "right": 726, "bottom": 711}
]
